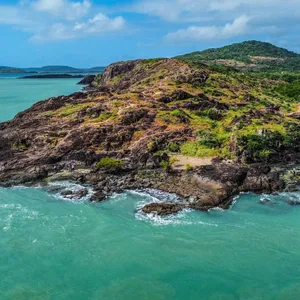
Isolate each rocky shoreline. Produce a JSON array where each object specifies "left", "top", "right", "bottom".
[{"left": 1, "top": 158, "right": 299, "bottom": 215}]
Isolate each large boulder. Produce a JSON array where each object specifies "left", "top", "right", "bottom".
[
  {"left": 142, "top": 202, "right": 184, "bottom": 216},
  {"left": 77, "top": 75, "right": 96, "bottom": 85}
]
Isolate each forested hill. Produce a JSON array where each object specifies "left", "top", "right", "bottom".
[{"left": 176, "top": 41, "right": 300, "bottom": 72}]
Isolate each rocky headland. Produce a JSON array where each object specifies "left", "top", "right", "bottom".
[{"left": 1, "top": 52, "right": 300, "bottom": 214}]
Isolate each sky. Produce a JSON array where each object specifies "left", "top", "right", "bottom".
[{"left": 0, "top": 0, "right": 299, "bottom": 67}]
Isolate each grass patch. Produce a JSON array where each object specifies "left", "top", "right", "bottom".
[{"left": 96, "top": 158, "right": 124, "bottom": 169}]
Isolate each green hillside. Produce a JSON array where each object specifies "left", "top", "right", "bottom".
[{"left": 176, "top": 41, "right": 300, "bottom": 72}]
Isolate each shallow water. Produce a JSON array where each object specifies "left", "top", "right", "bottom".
[
  {"left": 1, "top": 73, "right": 300, "bottom": 299},
  {"left": 0, "top": 73, "right": 80, "bottom": 121}
]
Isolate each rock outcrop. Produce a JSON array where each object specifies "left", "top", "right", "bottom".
[{"left": 77, "top": 75, "right": 96, "bottom": 85}]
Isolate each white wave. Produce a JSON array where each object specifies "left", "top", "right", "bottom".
[
  {"left": 130, "top": 189, "right": 218, "bottom": 227},
  {"left": 135, "top": 207, "right": 218, "bottom": 227},
  {"left": 47, "top": 181, "right": 94, "bottom": 203},
  {"left": 209, "top": 207, "right": 225, "bottom": 212},
  {"left": 1, "top": 204, "right": 40, "bottom": 231}
]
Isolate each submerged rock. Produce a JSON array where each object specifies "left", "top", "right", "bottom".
[
  {"left": 142, "top": 203, "right": 184, "bottom": 216},
  {"left": 259, "top": 198, "right": 273, "bottom": 204},
  {"left": 90, "top": 191, "right": 107, "bottom": 202},
  {"left": 286, "top": 199, "right": 300, "bottom": 206},
  {"left": 60, "top": 189, "right": 88, "bottom": 200}
]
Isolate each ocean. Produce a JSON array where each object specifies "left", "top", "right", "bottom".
[
  {"left": 0, "top": 74, "right": 80, "bottom": 122},
  {"left": 0, "top": 74, "right": 300, "bottom": 300}
]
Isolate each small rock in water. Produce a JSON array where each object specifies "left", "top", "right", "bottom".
[
  {"left": 46, "top": 185, "right": 65, "bottom": 194},
  {"left": 90, "top": 191, "right": 106, "bottom": 202},
  {"left": 142, "top": 202, "right": 183, "bottom": 216},
  {"left": 259, "top": 198, "right": 272, "bottom": 204},
  {"left": 60, "top": 189, "right": 88, "bottom": 200},
  {"left": 285, "top": 199, "right": 300, "bottom": 206}
]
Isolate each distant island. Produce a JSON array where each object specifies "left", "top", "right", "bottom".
[
  {"left": 0, "top": 66, "right": 25, "bottom": 73},
  {"left": 19, "top": 74, "right": 85, "bottom": 79},
  {"left": 0, "top": 65, "right": 105, "bottom": 74}
]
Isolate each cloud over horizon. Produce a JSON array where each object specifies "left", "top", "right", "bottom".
[
  {"left": 165, "top": 15, "right": 252, "bottom": 43},
  {"left": 0, "top": 0, "right": 125, "bottom": 41}
]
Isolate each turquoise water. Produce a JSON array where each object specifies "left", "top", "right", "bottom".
[
  {"left": 0, "top": 74, "right": 80, "bottom": 121},
  {"left": 1, "top": 187, "right": 300, "bottom": 300},
  {"left": 1, "top": 74, "right": 300, "bottom": 299}
]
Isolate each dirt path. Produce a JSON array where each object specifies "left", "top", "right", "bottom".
[{"left": 172, "top": 155, "right": 213, "bottom": 170}]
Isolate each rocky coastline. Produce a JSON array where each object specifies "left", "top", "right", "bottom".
[{"left": 1, "top": 58, "right": 300, "bottom": 215}]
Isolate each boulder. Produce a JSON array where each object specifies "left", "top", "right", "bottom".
[
  {"left": 60, "top": 189, "right": 88, "bottom": 200},
  {"left": 77, "top": 75, "right": 96, "bottom": 85},
  {"left": 90, "top": 191, "right": 107, "bottom": 202},
  {"left": 286, "top": 199, "right": 300, "bottom": 206},
  {"left": 142, "top": 202, "right": 184, "bottom": 216}
]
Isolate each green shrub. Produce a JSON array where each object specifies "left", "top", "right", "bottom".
[
  {"left": 211, "top": 90, "right": 225, "bottom": 97},
  {"left": 167, "top": 142, "right": 180, "bottom": 152},
  {"left": 96, "top": 158, "right": 124, "bottom": 169},
  {"left": 197, "top": 108, "right": 224, "bottom": 121},
  {"left": 147, "top": 141, "right": 157, "bottom": 151},
  {"left": 50, "top": 137, "right": 58, "bottom": 148},
  {"left": 274, "top": 81, "right": 300, "bottom": 99},
  {"left": 197, "top": 131, "right": 220, "bottom": 148},
  {"left": 160, "top": 160, "right": 171, "bottom": 170},
  {"left": 180, "top": 142, "right": 221, "bottom": 157},
  {"left": 153, "top": 150, "right": 167, "bottom": 157},
  {"left": 257, "top": 149, "right": 273, "bottom": 163},
  {"left": 207, "top": 108, "right": 224, "bottom": 121},
  {"left": 170, "top": 109, "right": 184, "bottom": 118},
  {"left": 237, "top": 131, "right": 285, "bottom": 162},
  {"left": 160, "top": 157, "right": 177, "bottom": 171},
  {"left": 185, "top": 164, "right": 193, "bottom": 171},
  {"left": 12, "top": 143, "right": 28, "bottom": 151},
  {"left": 281, "top": 169, "right": 299, "bottom": 186},
  {"left": 141, "top": 58, "right": 162, "bottom": 65}
]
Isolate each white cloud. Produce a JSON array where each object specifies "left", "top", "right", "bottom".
[
  {"left": 0, "top": 5, "right": 33, "bottom": 25},
  {"left": 32, "top": 14, "right": 125, "bottom": 41},
  {"left": 165, "top": 15, "right": 251, "bottom": 43},
  {"left": 132, "top": 0, "right": 184, "bottom": 21},
  {"left": 131, "top": 0, "right": 300, "bottom": 24},
  {"left": 32, "top": 0, "right": 91, "bottom": 20},
  {"left": 0, "top": 0, "right": 125, "bottom": 41}
]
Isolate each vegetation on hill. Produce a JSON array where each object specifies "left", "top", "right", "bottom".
[
  {"left": 19, "top": 56, "right": 300, "bottom": 165},
  {"left": 176, "top": 41, "right": 300, "bottom": 72}
]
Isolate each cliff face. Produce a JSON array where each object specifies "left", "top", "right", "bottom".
[{"left": 0, "top": 57, "right": 299, "bottom": 211}]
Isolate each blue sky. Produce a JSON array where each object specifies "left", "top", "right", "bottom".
[{"left": 0, "top": 0, "right": 299, "bottom": 67}]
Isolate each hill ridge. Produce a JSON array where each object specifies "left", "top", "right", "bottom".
[{"left": 176, "top": 40, "right": 300, "bottom": 72}]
